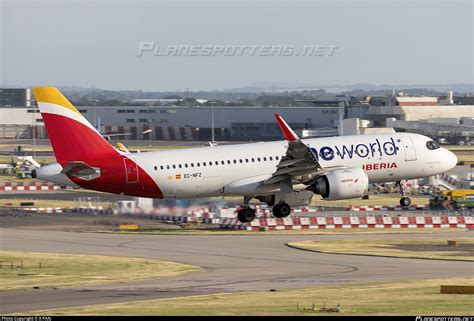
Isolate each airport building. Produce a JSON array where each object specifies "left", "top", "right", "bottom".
[
  {"left": 364, "top": 94, "right": 474, "bottom": 144},
  {"left": 0, "top": 88, "right": 473, "bottom": 143},
  {"left": 0, "top": 103, "right": 342, "bottom": 141},
  {"left": 0, "top": 88, "right": 32, "bottom": 107}
]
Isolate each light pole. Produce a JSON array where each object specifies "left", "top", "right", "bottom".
[
  {"left": 338, "top": 102, "right": 345, "bottom": 136},
  {"left": 92, "top": 99, "right": 99, "bottom": 130},
  {"left": 211, "top": 105, "right": 215, "bottom": 144},
  {"left": 144, "top": 119, "right": 153, "bottom": 147},
  {"left": 32, "top": 109, "right": 36, "bottom": 159}
]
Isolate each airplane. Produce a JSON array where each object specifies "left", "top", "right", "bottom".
[{"left": 32, "top": 87, "right": 458, "bottom": 223}]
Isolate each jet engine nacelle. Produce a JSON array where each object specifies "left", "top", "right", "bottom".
[{"left": 306, "top": 168, "right": 369, "bottom": 200}]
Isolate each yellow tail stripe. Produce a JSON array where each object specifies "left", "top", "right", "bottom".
[{"left": 33, "top": 87, "right": 80, "bottom": 114}]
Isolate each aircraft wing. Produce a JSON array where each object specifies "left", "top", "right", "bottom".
[
  {"left": 103, "top": 132, "right": 133, "bottom": 137},
  {"left": 263, "top": 114, "right": 345, "bottom": 186}
]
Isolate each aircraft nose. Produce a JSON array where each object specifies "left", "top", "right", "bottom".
[{"left": 444, "top": 149, "right": 458, "bottom": 170}]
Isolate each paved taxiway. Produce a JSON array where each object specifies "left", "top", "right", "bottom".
[{"left": 1, "top": 228, "right": 473, "bottom": 313}]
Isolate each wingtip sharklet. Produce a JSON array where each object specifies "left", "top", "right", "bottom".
[{"left": 274, "top": 114, "right": 299, "bottom": 141}]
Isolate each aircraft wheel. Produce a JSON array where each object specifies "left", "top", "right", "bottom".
[
  {"left": 400, "top": 197, "right": 411, "bottom": 207},
  {"left": 272, "top": 202, "right": 291, "bottom": 218},
  {"left": 237, "top": 207, "right": 256, "bottom": 223}
]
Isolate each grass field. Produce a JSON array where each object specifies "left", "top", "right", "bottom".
[
  {"left": 0, "top": 198, "right": 79, "bottom": 208},
  {"left": 22, "top": 277, "right": 474, "bottom": 316},
  {"left": 310, "top": 194, "right": 429, "bottom": 207},
  {"left": 0, "top": 251, "right": 202, "bottom": 291},
  {"left": 446, "top": 146, "right": 474, "bottom": 164},
  {"left": 0, "top": 198, "right": 113, "bottom": 209},
  {"left": 224, "top": 193, "right": 429, "bottom": 207},
  {"left": 288, "top": 237, "right": 474, "bottom": 261},
  {"left": 0, "top": 176, "right": 43, "bottom": 185}
]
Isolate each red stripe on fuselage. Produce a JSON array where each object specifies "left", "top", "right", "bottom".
[
  {"left": 67, "top": 155, "right": 163, "bottom": 198},
  {"left": 41, "top": 113, "right": 162, "bottom": 198}
]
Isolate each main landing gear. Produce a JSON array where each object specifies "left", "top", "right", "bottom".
[
  {"left": 237, "top": 206, "right": 256, "bottom": 223},
  {"left": 397, "top": 180, "right": 412, "bottom": 207},
  {"left": 272, "top": 202, "right": 291, "bottom": 218},
  {"left": 236, "top": 196, "right": 292, "bottom": 223},
  {"left": 237, "top": 195, "right": 256, "bottom": 223}
]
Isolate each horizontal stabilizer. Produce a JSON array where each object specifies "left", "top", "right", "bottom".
[
  {"left": 60, "top": 161, "right": 100, "bottom": 180},
  {"left": 117, "top": 142, "right": 130, "bottom": 154}
]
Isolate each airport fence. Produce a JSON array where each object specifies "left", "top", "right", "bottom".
[{"left": 220, "top": 215, "right": 474, "bottom": 231}]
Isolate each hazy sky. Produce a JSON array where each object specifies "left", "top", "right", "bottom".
[{"left": 1, "top": 0, "right": 472, "bottom": 91}]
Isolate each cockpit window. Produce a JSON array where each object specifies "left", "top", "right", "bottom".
[{"left": 426, "top": 141, "right": 440, "bottom": 150}]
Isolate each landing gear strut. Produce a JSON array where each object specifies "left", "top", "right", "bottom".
[
  {"left": 237, "top": 196, "right": 256, "bottom": 223},
  {"left": 397, "top": 180, "right": 411, "bottom": 207},
  {"left": 272, "top": 202, "right": 291, "bottom": 218}
]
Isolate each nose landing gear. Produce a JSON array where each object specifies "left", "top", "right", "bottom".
[
  {"left": 400, "top": 197, "right": 412, "bottom": 207},
  {"left": 397, "top": 180, "right": 412, "bottom": 207}
]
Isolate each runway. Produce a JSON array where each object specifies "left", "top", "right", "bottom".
[{"left": 1, "top": 228, "right": 473, "bottom": 313}]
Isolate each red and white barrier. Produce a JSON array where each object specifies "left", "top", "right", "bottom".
[
  {"left": 23, "top": 207, "right": 64, "bottom": 214},
  {"left": 349, "top": 205, "right": 428, "bottom": 211},
  {"left": 0, "top": 182, "right": 76, "bottom": 191},
  {"left": 220, "top": 215, "right": 474, "bottom": 231},
  {"left": 75, "top": 207, "right": 113, "bottom": 215}
]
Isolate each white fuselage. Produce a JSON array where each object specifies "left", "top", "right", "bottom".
[{"left": 129, "top": 133, "right": 457, "bottom": 199}]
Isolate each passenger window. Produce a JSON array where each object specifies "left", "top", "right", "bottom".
[
  {"left": 251, "top": 158, "right": 255, "bottom": 162},
  {"left": 215, "top": 161, "right": 219, "bottom": 165},
  {"left": 197, "top": 163, "right": 200, "bottom": 167},
  {"left": 154, "top": 166, "right": 157, "bottom": 170},
  {"left": 426, "top": 141, "right": 440, "bottom": 150},
  {"left": 257, "top": 158, "right": 261, "bottom": 162},
  {"left": 221, "top": 160, "right": 225, "bottom": 165},
  {"left": 185, "top": 164, "right": 188, "bottom": 168},
  {"left": 269, "top": 157, "right": 273, "bottom": 161},
  {"left": 275, "top": 156, "right": 279, "bottom": 160},
  {"left": 245, "top": 159, "right": 249, "bottom": 163},
  {"left": 263, "top": 157, "right": 267, "bottom": 161},
  {"left": 178, "top": 164, "right": 182, "bottom": 168},
  {"left": 239, "top": 159, "right": 243, "bottom": 163},
  {"left": 166, "top": 165, "right": 170, "bottom": 169},
  {"left": 233, "top": 160, "right": 237, "bottom": 164},
  {"left": 172, "top": 165, "right": 176, "bottom": 169},
  {"left": 160, "top": 166, "right": 164, "bottom": 170},
  {"left": 191, "top": 163, "right": 194, "bottom": 167},
  {"left": 227, "top": 160, "right": 231, "bottom": 164}
]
